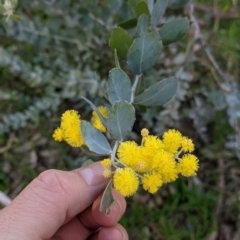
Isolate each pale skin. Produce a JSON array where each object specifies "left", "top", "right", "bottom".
[{"left": 0, "top": 163, "right": 128, "bottom": 240}]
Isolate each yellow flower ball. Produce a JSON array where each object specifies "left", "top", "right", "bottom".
[
  {"left": 142, "top": 172, "right": 163, "bottom": 194},
  {"left": 52, "top": 127, "right": 64, "bottom": 142},
  {"left": 60, "top": 110, "right": 84, "bottom": 147},
  {"left": 103, "top": 169, "right": 112, "bottom": 178},
  {"left": 139, "top": 136, "right": 164, "bottom": 172},
  {"left": 117, "top": 141, "right": 140, "bottom": 169},
  {"left": 100, "top": 158, "right": 112, "bottom": 168},
  {"left": 154, "top": 150, "right": 178, "bottom": 183},
  {"left": 178, "top": 154, "right": 199, "bottom": 177},
  {"left": 141, "top": 128, "right": 149, "bottom": 137},
  {"left": 113, "top": 168, "right": 139, "bottom": 197},
  {"left": 91, "top": 106, "right": 108, "bottom": 132},
  {"left": 143, "top": 135, "right": 164, "bottom": 151},
  {"left": 181, "top": 137, "right": 195, "bottom": 153},
  {"left": 163, "top": 129, "right": 182, "bottom": 154},
  {"left": 133, "top": 151, "right": 149, "bottom": 173}
]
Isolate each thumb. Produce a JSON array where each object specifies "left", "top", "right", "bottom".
[{"left": 0, "top": 163, "right": 108, "bottom": 240}]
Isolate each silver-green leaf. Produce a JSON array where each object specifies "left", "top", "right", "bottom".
[
  {"left": 151, "top": 0, "right": 168, "bottom": 27},
  {"left": 134, "top": 76, "right": 178, "bottom": 106},
  {"left": 127, "top": 30, "right": 162, "bottom": 74},
  {"left": 107, "top": 101, "right": 135, "bottom": 141},
  {"left": 100, "top": 180, "right": 115, "bottom": 215},
  {"left": 159, "top": 18, "right": 189, "bottom": 45},
  {"left": 81, "top": 121, "right": 112, "bottom": 155},
  {"left": 108, "top": 68, "right": 132, "bottom": 105},
  {"left": 136, "top": 14, "right": 149, "bottom": 37}
]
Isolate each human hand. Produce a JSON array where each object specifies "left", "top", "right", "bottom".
[{"left": 0, "top": 163, "right": 128, "bottom": 240}]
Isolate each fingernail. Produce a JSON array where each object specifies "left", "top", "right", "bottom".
[{"left": 78, "top": 163, "right": 107, "bottom": 186}]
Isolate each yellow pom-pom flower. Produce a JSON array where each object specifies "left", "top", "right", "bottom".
[
  {"left": 181, "top": 137, "right": 195, "bottom": 153},
  {"left": 143, "top": 135, "right": 164, "bottom": 151},
  {"left": 138, "top": 136, "right": 164, "bottom": 172},
  {"left": 113, "top": 168, "right": 139, "bottom": 197},
  {"left": 178, "top": 154, "right": 199, "bottom": 177},
  {"left": 52, "top": 127, "right": 64, "bottom": 142},
  {"left": 133, "top": 150, "right": 149, "bottom": 173},
  {"left": 60, "top": 110, "right": 84, "bottom": 147},
  {"left": 103, "top": 169, "right": 112, "bottom": 178},
  {"left": 91, "top": 106, "right": 108, "bottom": 132},
  {"left": 117, "top": 141, "right": 140, "bottom": 169},
  {"left": 141, "top": 128, "right": 149, "bottom": 137},
  {"left": 142, "top": 172, "right": 163, "bottom": 194},
  {"left": 100, "top": 158, "right": 112, "bottom": 168},
  {"left": 163, "top": 129, "right": 182, "bottom": 154},
  {"left": 154, "top": 150, "right": 178, "bottom": 183}
]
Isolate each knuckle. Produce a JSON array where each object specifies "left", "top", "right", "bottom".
[
  {"left": 30, "top": 170, "right": 70, "bottom": 205},
  {"left": 38, "top": 170, "right": 65, "bottom": 193}
]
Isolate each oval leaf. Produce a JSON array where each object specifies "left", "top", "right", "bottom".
[
  {"left": 135, "top": 1, "right": 150, "bottom": 18},
  {"left": 108, "top": 68, "right": 132, "bottom": 105},
  {"left": 134, "top": 76, "right": 178, "bottom": 106},
  {"left": 159, "top": 18, "right": 189, "bottom": 45},
  {"left": 107, "top": 101, "right": 135, "bottom": 141},
  {"left": 109, "top": 27, "right": 134, "bottom": 59},
  {"left": 127, "top": 30, "right": 162, "bottom": 74},
  {"left": 100, "top": 180, "right": 115, "bottom": 215},
  {"left": 151, "top": 0, "right": 168, "bottom": 27},
  {"left": 81, "top": 121, "right": 112, "bottom": 155},
  {"left": 136, "top": 14, "right": 149, "bottom": 36}
]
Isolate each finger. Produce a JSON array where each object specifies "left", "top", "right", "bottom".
[
  {"left": 0, "top": 163, "right": 108, "bottom": 240},
  {"left": 79, "top": 189, "right": 126, "bottom": 228},
  {"left": 50, "top": 217, "right": 91, "bottom": 240},
  {"left": 52, "top": 190, "right": 126, "bottom": 240},
  {"left": 89, "top": 224, "right": 129, "bottom": 240}
]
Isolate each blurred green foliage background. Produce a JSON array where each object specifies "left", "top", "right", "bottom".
[{"left": 0, "top": 0, "right": 240, "bottom": 239}]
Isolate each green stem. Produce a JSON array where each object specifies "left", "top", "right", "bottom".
[
  {"left": 130, "top": 75, "right": 141, "bottom": 103},
  {"left": 111, "top": 141, "right": 119, "bottom": 163},
  {"left": 114, "top": 49, "right": 121, "bottom": 68},
  {"left": 176, "top": 157, "right": 182, "bottom": 161},
  {"left": 175, "top": 148, "right": 183, "bottom": 158}
]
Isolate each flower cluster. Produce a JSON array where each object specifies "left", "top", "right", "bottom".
[
  {"left": 52, "top": 106, "right": 108, "bottom": 147},
  {"left": 52, "top": 110, "right": 84, "bottom": 147},
  {"left": 53, "top": 110, "right": 199, "bottom": 198},
  {"left": 101, "top": 129, "right": 199, "bottom": 197}
]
